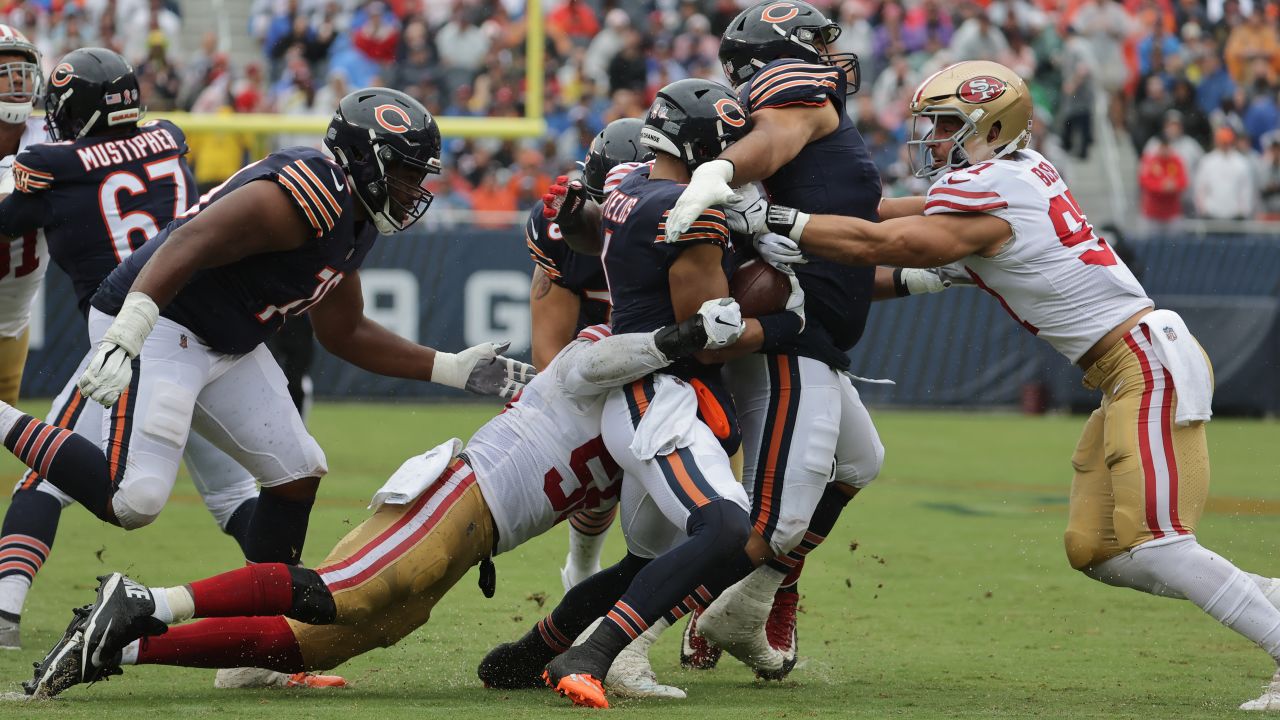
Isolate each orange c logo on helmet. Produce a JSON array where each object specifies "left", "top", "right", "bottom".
[
  {"left": 50, "top": 63, "right": 73, "bottom": 88},
  {"left": 761, "top": 2, "right": 799, "bottom": 23},
  {"left": 714, "top": 98, "right": 747, "bottom": 128},
  {"left": 373, "top": 103, "right": 413, "bottom": 134},
  {"left": 956, "top": 76, "right": 1007, "bottom": 104}
]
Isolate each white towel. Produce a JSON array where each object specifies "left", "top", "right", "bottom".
[
  {"left": 629, "top": 374, "right": 699, "bottom": 460},
  {"left": 369, "top": 438, "right": 463, "bottom": 510},
  {"left": 1139, "top": 310, "right": 1213, "bottom": 426}
]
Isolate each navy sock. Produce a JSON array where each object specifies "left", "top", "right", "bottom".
[
  {"left": 4, "top": 415, "right": 115, "bottom": 523},
  {"left": 223, "top": 497, "right": 258, "bottom": 557},
  {"left": 767, "top": 482, "right": 852, "bottom": 576},
  {"left": 244, "top": 492, "right": 315, "bottom": 565},
  {"left": 580, "top": 500, "right": 754, "bottom": 673},
  {"left": 524, "top": 552, "right": 650, "bottom": 656},
  {"left": 0, "top": 486, "right": 62, "bottom": 598}
]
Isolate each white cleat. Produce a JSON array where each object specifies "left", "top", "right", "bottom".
[
  {"left": 1241, "top": 670, "right": 1280, "bottom": 711},
  {"left": 697, "top": 585, "right": 788, "bottom": 676},
  {"left": 214, "top": 667, "right": 346, "bottom": 689},
  {"left": 606, "top": 635, "right": 685, "bottom": 700},
  {"left": 559, "top": 553, "right": 601, "bottom": 592}
]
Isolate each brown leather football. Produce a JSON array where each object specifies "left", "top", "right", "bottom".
[{"left": 729, "top": 259, "right": 789, "bottom": 318}]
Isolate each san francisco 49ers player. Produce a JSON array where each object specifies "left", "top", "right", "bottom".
[
  {"left": 748, "top": 60, "right": 1280, "bottom": 712},
  {"left": 22, "top": 301, "right": 745, "bottom": 698}
]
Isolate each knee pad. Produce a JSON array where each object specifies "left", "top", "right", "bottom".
[
  {"left": 686, "top": 499, "right": 751, "bottom": 562},
  {"left": 257, "top": 436, "right": 328, "bottom": 488},
  {"left": 287, "top": 566, "right": 336, "bottom": 625},
  {"left": 141, "top": 381, "right": 196, "bottom": 449},
  {"left": 111, "top": 478, "right": 171, "bottom": 529},
  {"left": 1063, "top": 528, "right": 1105, "bottom": 571}
]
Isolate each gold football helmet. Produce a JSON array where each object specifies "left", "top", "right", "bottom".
[{"left": 907, "top": 60, "right": 1033, "bottom": 178}]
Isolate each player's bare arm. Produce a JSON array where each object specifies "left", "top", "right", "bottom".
[
  {"left": 877, "top": 195, "right": 927, "bottom": 219},
  {"left": 130, "top": 181, "right": 310, "bottom": 308},
  {"left": 309, "top": 269, "right": 436, "bottom": 382},
  {"left": 717, "top": 104, "right": 839, "bottom": 184},
  {"left": 668, "top": 243, "right": 764, "bottom": 364},
  {"left": 779, "top": 208, "right": 1012, "bottom": 268},
  {"left": 530, "top": 265, "right": 580, "bottom": 369}
]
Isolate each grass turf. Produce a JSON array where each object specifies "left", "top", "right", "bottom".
[{"left": 1, "top": 402, "right": 1278, "bottom": 718}]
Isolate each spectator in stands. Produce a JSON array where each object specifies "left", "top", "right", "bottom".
[
  {"left": 1059, "top": 23, "right": 1096, "bottom": 160},
  {"left": 436, "top": 2, "right": 490, "bottom": 99},
  {"left": 1138, "top": 134, "right": 1189, "bottom": 235},
  {"left": 1243, "top": 80, "right": 1280, "bottom": 148},
  {"left": 351, "top": 2, "right": 399, "bottom": 66},
  {"left": 583, "top": 8, "right": 629, "bottom": 89},
  {"left": 469, "top": 167, "right": 519, "bottom": 229},
  {"left": 1169, "top": 77, "right": 1213, "bottom": 146},
  {"left": 1000, "top": 24, "right": 1037, "bottom": 79},
  {"left": 1146, "top": 111, "right": 1205, "bottom": 211},
  {"left": 672, "top": 12, "right": 720, "bottom": 74},
  {"left": 1256, "top": 132, "right": 1280, "bottom": 218},
  {"left": 394, "top": 16, "right": 437, "bottom": 91},
  {"left": 608, "top": 28, "right": 647, "bottom": 95},
  {"left": 1138, "top": 16, "right": 1184, "bottom": 77},
  {"left": 1133, "top": 74, "right": 1175, "bottom": 149},
  {"left": 547, "top": 0, "right": 600, "bottom": 55},
  {"left": 950, "top": 8, "right": 1009, "bottom": 62},
  {"left": 1194, "top": 125, "right": 1259, "bottom": 219},
  {"left": 904, "top": 0, "right": 954, "bottom": 49},
  {"left": 1071, "top": 0, "right": 1137, "bottom": 128},
  {"left": 1225, "top": 5, "right": 1280, "bottom": 85},
  {"left": 1197, "top": 51, "right": 1239, "bottom": 116},
  {"left": 832, "top": 1, "right": 875, "bottom": 78}
]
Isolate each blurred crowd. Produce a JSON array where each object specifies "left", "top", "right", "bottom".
[{"left": 7, "top": 0, "right": 1280, "bottom": 227}]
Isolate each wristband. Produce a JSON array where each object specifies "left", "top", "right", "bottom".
[
  {"left": 892, "top": 268, "right": 910, "bottom": 297},
  {"left": 756, "top": 311, "right": 804, "bottom": 351}
]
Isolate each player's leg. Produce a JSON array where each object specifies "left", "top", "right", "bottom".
[
  {"left": 0, "top": 370, "right": 90, "bottom": 648},
  {"left": 0, "top": 325, "right": 30, "bottom": 405},
  {"left": 546, "top": 380, "right": 763, "bottom": 707},
  {"left": 182, "top": 431, "right": 259, "bottom": 555},
  {"left": 561, "top": 506, "right": 619, "bottom": 590},
  {"left": 190, "top": 343, "right": 326, "bottom": 565},
  {"left": 266, "top": 313, "right": 315, "bottom": 421}
]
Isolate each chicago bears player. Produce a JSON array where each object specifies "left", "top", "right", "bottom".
[
  {"left": 0, "top": 89, "right": 534, "bottom": 576},
  {"left": 752, "top": 59, "right": 1280, "bottom": 712},
  {"left": 22, "top": 301, "right": 745, "bottom": 698},
  {"left": 527, "top": 118, "right": 650, "bottom": 604},
  {"left": 0, "top": 24, "right": 45, "bottom": 408},
  {"left": 0, "top": 48, "right": 263, "bottom": 651}
]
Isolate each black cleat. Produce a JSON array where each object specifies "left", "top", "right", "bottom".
[
  {"left": 23, "top": 605, "right": 122, "bottom": 697},
  {"left": 81, "top": 572, "right": 168, "bottom": 674},
  {"left": 478, "top": 640, "right": 556, "bottom": 689}
]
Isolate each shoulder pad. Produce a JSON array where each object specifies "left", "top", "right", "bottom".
[
  {"left": 744, "top": 59, "right": 841, "bottom": 113},
  {"left": 273, "top": 151, "right": 349, "bottom": 237},
  {"left": 12, "top": 144, "right": 55, "bottom": 194}
]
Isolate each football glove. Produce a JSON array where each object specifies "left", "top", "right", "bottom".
[
  {"left": 755, "top": 232, "right": 806, "bottom": 267},
  {"left": 776, "top": 263, "right": 806, "bottom": 332},
  {"left": 722, "top": 183, "right": 768, "bottom": 236},
  {"left": 895, "top": 268, "right": 952, "bottom": 296},
  {"left": 697, "top": 298, "right": 745, "bottom": 349},
  {"left": 663, "top": 159, "right": 739, "bottom": 241},
  {"left": 79, "top": 292, "right": 159, "bottom": 406},
  {"left": 543, "top": 175, "right": 589, "bottom": 233},
  {"left": 433, "top": 341, "right": 536, "bottom": 400}
]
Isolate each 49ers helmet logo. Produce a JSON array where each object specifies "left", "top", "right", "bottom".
[
  {"left": 760, "top": 2, "right": 799, "bottom": 23},
  {"left": 373, "top": 103, "right": 413, "bottom": 134},
  {"left": 714, "top": 98, "right": 747, "bottom": 128},
  {"left": 50, "top": 63, "right": 74, "bottom": 88},
  {"left": 956, "top": 76, "right": 1007, "bottom": 104}
]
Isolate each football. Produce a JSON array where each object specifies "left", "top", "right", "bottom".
[{"left": 729, "top": 259, "right": 790, "bottom": 318}]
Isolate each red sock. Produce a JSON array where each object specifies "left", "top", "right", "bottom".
[
  {"left": 189, "top": 563, "right": 294, "bottom": 618},
  {"left": 780, "top": 558, "right": 804, "bottom": 590},
  {"left": 137, "top": 616, "right": 304, "bottom": 672}
]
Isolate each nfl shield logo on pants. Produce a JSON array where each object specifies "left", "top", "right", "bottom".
[{"left": 1163, "top": 326, "right": 1177, "bottom": 342}]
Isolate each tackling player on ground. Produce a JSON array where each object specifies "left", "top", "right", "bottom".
[
  {"left": 749, "top": 59, "right": 1280, "bottom": 712},
  {"left": 22, "top": 300, "right": 746, "bottom": 698}
]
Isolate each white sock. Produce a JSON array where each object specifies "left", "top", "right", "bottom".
[
  {"left": 566, "top": 526, "right": 609, "bottom": 577},
  {"left": 150, "top": 586, "right": 195, "bottom": 624},
  {"left": 1091, "top": 538, "right": 1280, "bottom": 661},
  {"left": 0, "top": 575, "right": 30, "bottom": 616},
  {"left": 632, "top": 617, "right": 670, "bottom": 650},
  {"left": 0, "top": 402, "right": 23, "bottom": 439},
  {"left": 120, "top": 639, "right": 139, "bottom": 666}
]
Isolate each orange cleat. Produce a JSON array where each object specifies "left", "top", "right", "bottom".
[
  {"left": 285, "top": 672, "right": 348, "bottom": 688},
  {"left": 543, "top": 668, "right": 609, "bottom": 709}
]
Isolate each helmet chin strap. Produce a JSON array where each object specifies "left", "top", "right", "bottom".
[{"left": 0, "top": 100, "right": 32, "bottom": 125}]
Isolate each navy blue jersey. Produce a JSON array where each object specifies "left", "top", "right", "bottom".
[
  {"left": 740, "top": 59, "right": 883, "bottom": 368},
  {"left": 524, "top": 202, "right": 610, "bottom": 330},
  {"left": 0, "top": 119, "right": 195, "bottom": 315},
  {"left": 93, "top": 147, "right": 376, "bottom": 354}
]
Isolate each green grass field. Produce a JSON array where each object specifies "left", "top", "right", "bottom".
[{"left": 1, "top": 402, "right": 1278, "bottom": 718}]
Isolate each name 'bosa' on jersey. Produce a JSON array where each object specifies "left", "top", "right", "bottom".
[{"left": 925, "top": 148, "right": 1152, "bottom": 363}]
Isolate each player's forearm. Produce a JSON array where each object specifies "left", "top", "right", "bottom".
[
  {"left": 871, "top": 267, "right": 900, "bottom": 300},
  {"left": 560, "top": 202, "right": 604, "bottom": 256},
  {"left": 797, "top": 214, "right": 887, "bottom": 266},
  {"left": 719, "top": 128, "right": 805, "bottom": 185},
  {"left": 320, "top": 316, "right": 435, "bottom": 382},
  {"left": 530, "top": 276, "right": 580, "bottom": 370},
  {"left": 694, "top": 318, "right": 763, "bottom": 364},
  {"left": 129, "top": 234, "right": 214, "bottom": 308},
  {"left": 569, "top": 332, "right": 676, "bottom": 389}
]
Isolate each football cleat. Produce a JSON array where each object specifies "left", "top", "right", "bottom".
[
  {"left": 478, "top": 640, "right": 555, "bottom": 689},
  {"left": 214, "top": 667, "right": 348, "bottom": 689},
  {"left": 543, "top": 644, "right": 612, "bottom": 708},
  {"left": 24, "top": 605, "right": 122, "bottom": 697},
  {"left": 1241, "top": 669, "right": 1280, "bottom": 711},
  {"left": 607, "top": 638, "right": 686, "bottom": 700},
  {"left": 679, "top": 608, "right": 722, "bottom": 670},
  {"left": 757, "top": 588, "right": 800, "bottom": 681},
  {"left": 0, "top": 611, "right": 19, "bottom": 649},
  {"left": 697, "top": 584, "right": 792, "bottom": 678},
  {"left": 81, "top": 573, "right": 168, "bottom": 675}
]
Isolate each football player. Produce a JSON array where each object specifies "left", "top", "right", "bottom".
[
  {"left": 521, "top": 78, "right": 808, "bottom": 709},
  {"left": 660, "top": 0, "right": 916, "bottom": 677},
  {"left": 0, "top": 88, "right": 533, "bottom": 574},
  {"left": 0, "top": 48, "right": 261, "bottom": 650},
  {"left": 527, "top": 118, "right": 649, "bottom": 598},
  {"left": 23, "top": 300, "right": 746, "bottom": 697},
  {"left": 748, "top": 60, "right": 1280, "bottom": 712}
]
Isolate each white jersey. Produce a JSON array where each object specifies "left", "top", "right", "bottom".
[
  {"left": 925, "top": 149, "right": 1152, "bottom": 363},
  {"left": 0, "top": 116, "right": 49, "bottom": 337},
  {"left": 467, "top": 324, "right": 629, "bottom": 554}
]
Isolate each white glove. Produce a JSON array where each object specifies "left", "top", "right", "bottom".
[
  {"left": 899, "top": 268, "right": 952, "bottom": 295},
  {"left": 776, "top": 263, "right": 805, "bottom": 332},
  {"left": 755, "top": 232, "right": 806, "bottom": 266},
  {"left": 433, "top": 341, "right": 536, "bottom": 400},
  {"left": 696, "top": 298, "right": 745, "bottom": 349},
  {"left": 78, "top": 292, "right": 159, "bottom": 406},
  {"left": 663, "top": 159, "right": 739, "bottom": 241},
  {"left": 722, "top": 182, "right": 768, "bottom": 235}
]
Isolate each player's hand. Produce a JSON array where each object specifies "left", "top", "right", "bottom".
[
  {"left": 722, "top": 183, "right": 768, "bottom": 235},
  {"left": 433, "top": 342, "right": 536, "bottom": 400},
  {"left": 897, "top": 268, "right": 951, "bottom": 295},
  {"left": 543, "top": 175, "right": 589, "bottom": 231},
  {"left": 755, "top": 232, "right": 806, "bottom": 266},
  {"left": 663, "top": 159, "right": 738, "bottom": 241},
  {"left": 776, "top": 263, "right": 806, "bottom": 332},
  {"left": 696, "top": 298, "right": 745, "bottom": 349},
  {"left": 78, "top": 293, "right": 159, "bottom": 406}
]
